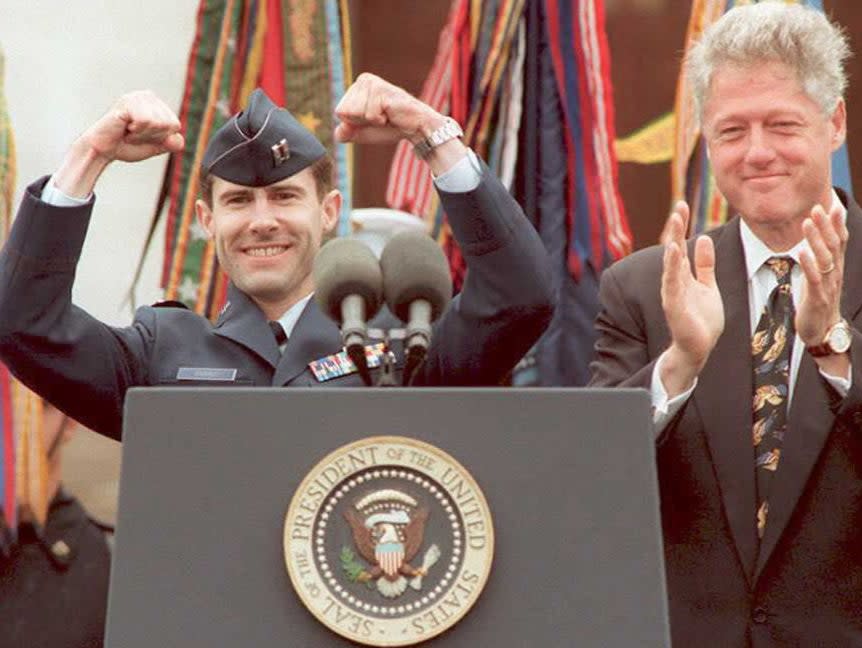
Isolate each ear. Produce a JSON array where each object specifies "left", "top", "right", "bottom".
[
  {"left": 320, "top": 189, "right": 342, "bottom": 236},
  {"left": 195, "top": 199, "right": 215, "bottom": 239},
  {"left": 829, "top": 98, "right": 847, "bottom": 152}
]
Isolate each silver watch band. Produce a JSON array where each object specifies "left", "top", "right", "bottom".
[{"left": 413, "top": 117, "right": 464, "bottom": 159}]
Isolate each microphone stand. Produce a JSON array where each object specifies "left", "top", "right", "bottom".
[
  {"left": 376, "top": 347, "right": 399, "bottom": 387},
  {"left": 366, "top": 328, "right": 427, "bottom": 387}
]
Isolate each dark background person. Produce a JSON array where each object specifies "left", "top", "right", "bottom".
[
  {"left": 0, "top": 404, "right": 111, "bottom": 648},
  {"left": 0, "top": 73, "right": 553, "bottom": 440},
  {"left": 590, "top": 4, "right": 862, "bottom": 646}
]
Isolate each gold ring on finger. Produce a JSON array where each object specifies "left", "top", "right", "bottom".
[{"left": 818, "top": 261, "right": 836, "bottom": 275}]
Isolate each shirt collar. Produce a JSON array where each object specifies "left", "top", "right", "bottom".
[
  {"left": 739, "top": 189, "right": 846, "bottom": 280},
  {"left": 276, "top": 292, "right": 314, "bottom": 338}
]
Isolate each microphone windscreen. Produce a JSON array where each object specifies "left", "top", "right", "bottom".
[
  {"left": 313, "top": 238, "right": 383, "bottom": 323},
  {"left": 380, "top": 231, "right": 453, "bottom": 322}
]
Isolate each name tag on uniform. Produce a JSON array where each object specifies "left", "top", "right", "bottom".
[
  {"left": 176, "top": 367, "right": 239, "bottom": 382},
  {"left": 308, "top": 343, "right": 387, "bottom": 382}
]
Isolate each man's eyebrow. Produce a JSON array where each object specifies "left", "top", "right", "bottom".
[
  {"left": 217, "top": 188, "right": 253, "bottom": 202},
  {"left": 713, "top": 107, "right": 808, "bottom": 125},
  {"left": 268, "top": 181, "right": 306, "bottom": 194}
]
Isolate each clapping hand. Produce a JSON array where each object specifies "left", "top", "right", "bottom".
[{"left": 659, "top": 201, "right": 725, "bottom": 397}]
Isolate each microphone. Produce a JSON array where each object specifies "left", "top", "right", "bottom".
[
  {"left": 313, "top": 238, "right": 383, "bottom": 385},
  {"left": 380, "top": 231, "right": 452, "bottom": 385}
]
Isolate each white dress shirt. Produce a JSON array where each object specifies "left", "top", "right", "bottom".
[
  {"left": 273, "top": 292, "right": 314, "bottom": 349},
  {"left": 652, "top": 191, "right": 852, "bottom": 432}
]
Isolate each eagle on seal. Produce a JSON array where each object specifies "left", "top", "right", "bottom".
[{"left": 344, "top": 489, "right": 440, "bottom": 598}]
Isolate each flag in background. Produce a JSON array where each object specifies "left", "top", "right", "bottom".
[
  {"left": 0, "top": 48, "right": 14, "bottom": 239},
  {"left": 132, "top": 0, "right": 353, "bottom": 320},
  {"left": 384, "top": 0, "right": 631, "bottom": 385},
  {"left": 0, "top": 46, "right": 51, "bottom": 553}
]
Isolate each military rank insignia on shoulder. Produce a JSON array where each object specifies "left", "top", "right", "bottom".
[{"left": 284, "top": 436, "right": 494, "bottom": 646}]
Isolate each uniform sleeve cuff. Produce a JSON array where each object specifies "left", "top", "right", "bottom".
[
  {"left": 432, "top": 149, "right": 481, "bottom": 193},
  {"left": 41, "top": 176, "right": 92, "bottom": 206}
]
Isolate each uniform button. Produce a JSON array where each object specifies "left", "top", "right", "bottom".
[
  {"left": 51, "top": 540, "right": 70, "bottom": 559},
  {"left": 752, "top": 607, "right": 768, "bottom": 624}
]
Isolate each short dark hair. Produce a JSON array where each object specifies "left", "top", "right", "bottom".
[{"left": 199, "top": 154, "right": 335, "bottom": 206}]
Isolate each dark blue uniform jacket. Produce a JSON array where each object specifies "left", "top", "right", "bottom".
[{"left": 0, "top": 166, "right": 554, "bottom": 440}]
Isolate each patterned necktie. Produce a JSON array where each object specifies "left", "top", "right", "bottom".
[
  {"left": 752, "top": 256, "right": 795, "bottom": 539},
  {"left": 269, "top": 321, "right": 288, "bottom": 347}
]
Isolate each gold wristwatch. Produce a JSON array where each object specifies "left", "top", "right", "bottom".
[{"left": 807, "top": 319, "right": 852, "bottom": 357}]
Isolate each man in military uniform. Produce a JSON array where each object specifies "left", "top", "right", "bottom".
[{"left": 0, "top": 73, "right": 553, "bottom": 440}]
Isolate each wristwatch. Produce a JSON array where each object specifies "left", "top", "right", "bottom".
[
  {"left": 807, "top": 319, "right": 852, "bottom": 357},
  {"left": 413, "top": 117, "right": 464, "bottom": 159}
]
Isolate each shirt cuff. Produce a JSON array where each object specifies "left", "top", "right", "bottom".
[
  {"left": 819, "top": 365, "right": 852, "bottom": 399},
  {"left": 432, "top": 149, "right": 481, "bottom": 193},
  {"left": 41, "top": 176, "right": 92, "bottom": 206},
  {"left": 651, "top": 350, "right": 697, "bottom": 435}
]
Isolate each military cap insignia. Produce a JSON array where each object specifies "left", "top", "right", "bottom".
[
  {"left": 271, "top": 138, "right": 291, "bottom": 166},
  {"left": 284, "top": 436, "right": 494, "bottom": 646}
]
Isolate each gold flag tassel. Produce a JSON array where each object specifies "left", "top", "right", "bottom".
[{"left": 13, "top": 383, "right": 49, "bottom": 529}]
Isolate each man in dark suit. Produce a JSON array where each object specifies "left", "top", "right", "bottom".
[
  {"left": 590, "top": 4, "right": 862, "bottom": 646},
  {"left": 1, "top": 405, "right": 111, "bottom": 648},
  {"left": 0, "top": 74, "right": 553, "bottom": 440}
]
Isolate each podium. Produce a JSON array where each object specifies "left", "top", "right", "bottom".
[{"left": 105, "top": 388, "right": 670, "bottom": 647}]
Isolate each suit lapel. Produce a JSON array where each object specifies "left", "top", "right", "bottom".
[
  {"left": 692, "top": 217, "right": 759, "bottom": 583},
  {"left": 213, "top": 284, "right": 281, "bottom": 368},
  {"left": 272, "top": 299, "right": 343, "bottom": 385},
  {"left": 754, "top": 191, "right": 862, "bottom": 578}
]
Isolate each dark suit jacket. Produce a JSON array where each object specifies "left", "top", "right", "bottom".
[
  {"left": 590, "top": 190, "right": 862, "bottom": 647},
  {"left": 0, "top": 166, "right": 553, "bottom": 441},
  {"left": 0, "top": 489, "right": 111, "bottom": 648}
]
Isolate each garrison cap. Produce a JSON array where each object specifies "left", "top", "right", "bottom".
[{"left": 201, "top": 88, "right": 326, "bottom": 187}]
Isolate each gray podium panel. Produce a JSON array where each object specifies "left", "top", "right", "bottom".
[{"left": 106, "top": 388, "right": 669, "bottom": 647}]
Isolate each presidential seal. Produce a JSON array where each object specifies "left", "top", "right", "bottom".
[{"left": 284, "top": 436, "right": 494, "bottom": 646}]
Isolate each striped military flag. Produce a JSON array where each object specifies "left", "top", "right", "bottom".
[
  {"left": 1, "top": 46, "right": 16, "bottom": 550},
  {"left": 0, "top": 363, "right": 14, "bottom": 552},
  {"left": 0, "top": 47, "right": 51, "bottom": 550},
  {"left": 0, "top": 48, "right": 13, "bottom": 238},
  {"left": 385, "top": 0, "right": 631, "bottom": 385},
  {"left": 384, "top": 0, "right": 459, "bottom": 225}
]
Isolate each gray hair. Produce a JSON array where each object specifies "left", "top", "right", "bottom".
[{"left": 686, "top": 2, "right": 851, "bottom": 119}]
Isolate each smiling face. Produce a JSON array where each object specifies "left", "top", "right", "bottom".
[
  {"left": 702, "top": 61, "right": 846, "bottom": 250},
  {"left": 195, "top": 167, "right": 341, "bottom": 319}
]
